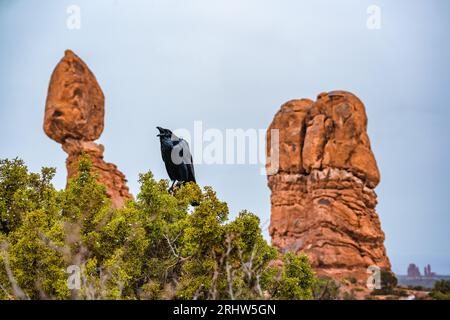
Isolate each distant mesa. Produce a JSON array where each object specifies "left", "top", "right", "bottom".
[
  {"left": 266, "top": 91, "right": 391, "bottom": 283},
  {"left": 424, "top": 264, "right": 436, "bottom": 278},
  {"left": 398, "top": 263, "right": 447, "bottom": 289},
  {"left": 407, "top": 263, "right": 436, "bottom": 279},
  {"left": 407, "top": 263, "right": 421, "bottom": 278},
  {"left": 44, "top": 50, "right": 132, "bottom": 208}
]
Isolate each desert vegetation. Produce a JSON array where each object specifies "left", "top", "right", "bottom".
[{"left": 0, "top": 157, "right": 315, "bottom": 300}]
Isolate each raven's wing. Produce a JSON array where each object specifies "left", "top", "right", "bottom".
[
  {"left": 186, "top": 154, "right": 196, "bottom": 183},
  {"left": 164, "top": 160, "right": 178, "bottom": 181},
  {"left": 177, "top": 139, "right": 196, "bottom": 183},
  {"left": 160, "top": 140, "right": 179, "bottom": 181}
]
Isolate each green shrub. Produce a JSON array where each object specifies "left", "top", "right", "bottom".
[
  {"left": 0, "top": 157, "right": 316, "bottom": 300},
  {"left": 430, "top": 280, "right": 450, "bottom": 300},
  {"left": 262, "top": 252, "right": 315, "bottom": 300},
  {"left": 380, "top": 270, "right": 397, "bottom": 289},
  {"left": 312, "top": 277, "right": 341, "bottom": 300}
]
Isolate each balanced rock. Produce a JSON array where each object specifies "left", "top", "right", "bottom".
[
  {"left": 44, "top": 50, "right": 104, "bottom": 143},
  {"left": 266, "top": 91, "right": 391, "bottom": 283},
  {"left": 44, "top": 50, "right": 132, "bottom": 208}
]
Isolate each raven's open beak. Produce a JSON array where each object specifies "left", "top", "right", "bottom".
[{"left": 156, "top": 126, "right": 163, "bottom": 137}]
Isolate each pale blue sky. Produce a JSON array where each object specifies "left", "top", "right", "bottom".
[{"left": 1, "top": 0, "right": 449, "bottom": 274}]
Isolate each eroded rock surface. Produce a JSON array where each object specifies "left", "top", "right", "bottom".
[
  {"left": 266, "top": 91, "right": 391, "bottom": 282},
  {"left": 44, "top": 50, "right": 104, "bottom": 143},
  {"left": 44, "top": 50, "right": 131, "bottom": 208}
]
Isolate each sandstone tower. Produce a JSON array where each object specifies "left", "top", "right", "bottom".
[{"left": 266, "top": 91, "right": 391, "bottom": 282}]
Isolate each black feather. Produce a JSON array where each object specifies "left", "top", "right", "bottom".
[{"left": 157, "top": 126, "right": 196, "bottom": 185}]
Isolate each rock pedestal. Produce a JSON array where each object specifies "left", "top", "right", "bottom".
[{"left": 44, "top": 50, "right": 132, "bottom": 208}]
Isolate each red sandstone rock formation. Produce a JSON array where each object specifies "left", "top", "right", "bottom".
[
  {"left": 44, "top": 50, "right": 132, "bottom": 208},
  {"left": 266, "top": 91, "right": 391, "bottom": 283}
]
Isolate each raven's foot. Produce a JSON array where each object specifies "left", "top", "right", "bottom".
[
  {"left": 168, "top": 181, "right": 177, "bottom": 194},
  {"left": 175, "top": 181, "right": 184, "bottom": 188}
]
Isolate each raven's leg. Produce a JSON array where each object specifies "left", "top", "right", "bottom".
[
  {"left": 175, "top": 181, "right": 184, "bottom": 189},
  {"left": 172, "top": 181, "right": 184, "bottom": 193},
  {"left": 168, "top": 180, "right": 176, "bottom": 194}
]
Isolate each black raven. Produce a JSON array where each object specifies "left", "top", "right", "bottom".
[{"left": 156, "top": 126, "right": 196, "bottom": 193}]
